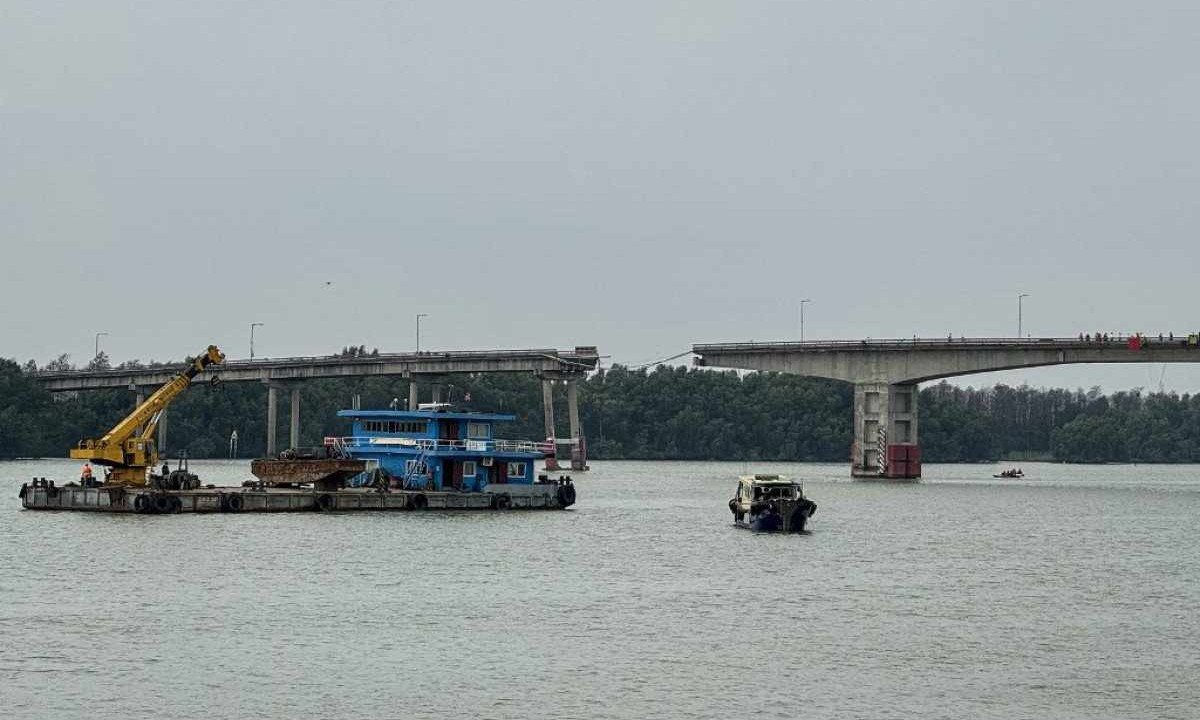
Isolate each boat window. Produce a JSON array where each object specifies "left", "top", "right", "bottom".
[
  {"left": 507, "top": 462, "right": 526, "bottom": 479},
  {"left": 462, "top": 461, "right": 477, "bottom": 477},
  {"left": 363, "top": 420, "right": 426, "bottom": 434},
  {"left": 466, "top": 422, "right": 491, "bottom": 439}
]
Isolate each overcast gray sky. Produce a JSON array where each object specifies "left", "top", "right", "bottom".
[{"left": 3, "top": 1, "right": 1199, "bottom": 391}]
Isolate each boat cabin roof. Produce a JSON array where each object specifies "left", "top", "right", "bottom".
[
  {"left": 738, "top": 474, "right": 801, "bottom": 486},
  {"left": 337, "top": 410, "right": 517, "bottom": 422}
]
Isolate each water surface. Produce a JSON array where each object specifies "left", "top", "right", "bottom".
[{"left": 1, "top": 460, "right": 1197, "bottom": 719}]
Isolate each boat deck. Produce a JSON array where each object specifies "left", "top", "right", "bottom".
[{"left": 19, "top": 483, "right": 569, "bottom": 514}]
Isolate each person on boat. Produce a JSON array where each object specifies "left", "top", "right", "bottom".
[
  {"left": 81, "top": 463, "right": 93, "bottom": 484},
  {"left": 162, "top": 462, "right": 170, "bottom": 477}
]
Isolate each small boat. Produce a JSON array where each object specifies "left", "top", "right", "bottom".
[
  {"left": 993, "top": 468, "right": 1025, "bottom": 479},
  {"left": 728, "top": 474, "right": 816, "bottom": 533}
]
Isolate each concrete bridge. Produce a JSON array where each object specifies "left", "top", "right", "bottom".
[
  {"left": 693, "top": 335, "right": 1200, "bottom": 479},
  {"left": 36, "top": 347, "right": 600, "bottom": 465}
]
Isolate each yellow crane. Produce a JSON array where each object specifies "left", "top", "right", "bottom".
[{"left": 70, "top": 345, "right": 225, "bottom": 485}]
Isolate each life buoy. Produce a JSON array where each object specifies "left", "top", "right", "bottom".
[
  {"left": 134, "top": 494, "right": 151, "bottom": 513},
  {"left": 409, "top": 493, "right": 428, "bottom": 510},
  {"left": 315, "top": 493, "right": 336, "bottom": 512},
  {"left": 226, "top": 493, "right": 244, "bottom": 512},
  {"left": 492, "top": 493, "right": 512, "bottom": 510}
]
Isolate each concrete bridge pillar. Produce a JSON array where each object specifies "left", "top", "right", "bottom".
[
  {"left": 290, "top": 386, "right": 301, "bottom": 449},
  {"left": 541, "top": 376, "right": 560, "bottom": 470},
  {"left": 566, "top": 380, "right": 587, "bottom": 470},
  {"left": 266, "top": 384, "right": 279, "bottom": 457},
  {"left": 851, "top": 382, "right": 920, "bottom": 479},
  {"left": 158, "top": 409, "right": 167, "bottom": 455},
  {"left": 408, "top": 380, "right": 419, "bottom": 410}
]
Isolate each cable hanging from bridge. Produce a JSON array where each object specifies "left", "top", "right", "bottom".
[{"left": 628, "top": 350, "right": 694, "bottom": 371}]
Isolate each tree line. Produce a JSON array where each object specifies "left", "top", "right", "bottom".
[{"left": 2, "top": 352, "right": 1199, "bottom": 463}]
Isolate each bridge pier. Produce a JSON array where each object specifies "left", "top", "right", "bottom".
[
  {"left": 266, "top": 384, "right": 279, "bottom": 457},
  {"left": 851, "top": 383, "right": 920, "bottom": 479},
  {"left": 158, "top": 409, "right": 167, "bottom": 456},
  {"left": 264, "top": 382, "right": 304, "bottom": 456},
  {"left": 567, "top": 380, "right": 587, "bottom": 470},
  {"left": 290, "top": 386, "right": 301, "bottom": 449}
]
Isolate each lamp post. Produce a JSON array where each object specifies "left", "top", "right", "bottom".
[
  {"left": 249, "top": 322, "right": 264, "bottom": 359},
  {"left": 415, "top": 314, "right": 429, "bottom": 353},
  {"left": 799, "top": 299, "right": 811, "bottom": 342},
  {"left": 94, "top": 331, "right": 109, "bottom": 359},
  {"left": 1018, "top": 294, "right": 1029, "bottom": 338}
]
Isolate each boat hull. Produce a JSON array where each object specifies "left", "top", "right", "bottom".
[{"left": 18, "top": 483, "right": 572, "bottom": 514}]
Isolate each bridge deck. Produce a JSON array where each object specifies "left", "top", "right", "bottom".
[{"left": 35, "top": 347, "right": 601, "bottom": 392}]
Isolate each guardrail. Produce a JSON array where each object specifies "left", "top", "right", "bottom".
[
  {"left": 695, "top": 335, "right": 1200, "bottom": 352},
  {"left": 328, "top": 436, "right": 559, "bottom": 455},
  {"left": 33, "top": 347, "right": 601, "bottom": 379}
]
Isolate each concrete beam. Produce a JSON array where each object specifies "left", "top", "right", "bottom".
[
  {"left": 36, "top": 347, "right": 601, "bottom": 393},
  {"left": 694, "top": 338, "right": 1200, "bottom": 385}
]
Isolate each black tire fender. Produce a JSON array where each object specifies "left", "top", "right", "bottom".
[
  {"left": 226, "top": 493, "right": 244, "bottom": 512},
  {"left": 556, "top": 483, "right": 576, "bottom": 508},
  {"left": 409, "top": 493, "right": 428, "bottom": 510},
  {"left": 493, "top": 493, "right": 512, "bottom": 510},
  {"left": 315, "top": 493, "right": 336, "bottom": 512},
  {"left": 18, "top": 483, "right": 28, "bottom": 500},
  {"left": 170, "top": 496, "right": 183, "bottom": 514},
  {"left": 153, "top": 495, "right": 173, "bottom": 514},
  {"left": 134, "top": 494, "right": 151, "bottom": 513}
]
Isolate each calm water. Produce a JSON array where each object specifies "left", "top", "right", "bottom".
[{"left": 1, "top": 459, "right": 1197, "bottom": 720}]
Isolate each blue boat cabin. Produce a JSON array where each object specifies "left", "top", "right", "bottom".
[{"left": 333, "top": 409, "right": 546, "bottom": 491}]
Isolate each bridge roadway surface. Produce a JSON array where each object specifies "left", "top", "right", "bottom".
[
  {"left": 693, "top": 335, "right": 1200, "bottom": 479},
  {"left": 34, "top": 347, "right": 600, "bottom": 392},
  {"left": 35, "top": 347, "right": 600, "bottom": 463}
]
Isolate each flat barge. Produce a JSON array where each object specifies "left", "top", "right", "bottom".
[{"left": 19, "top": 478, "right": 574, "bottom": 514}]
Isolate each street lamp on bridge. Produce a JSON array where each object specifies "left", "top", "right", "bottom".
[
  {"left": 1018, "top": 293, "right": 1030, "bottom": 338},
  {"left": 415, "top": 313, "right": 429, "bottom": 353},
  {"left": 249, "top": 322, "right": 264, "bottom": 359},
  {"left": 94, "top": 331, "right": 109, "bottom": 360},
  {"left": 799, "top": 299, "right": 811, "bottom": 342}
]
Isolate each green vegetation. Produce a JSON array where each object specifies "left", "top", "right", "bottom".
[{"left": 4, "top": 354, "right": 1200, "bottom": 463}]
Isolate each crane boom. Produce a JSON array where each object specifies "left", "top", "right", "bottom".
[{"left": 69, "top": 345, "right": 225, "bottom": 485}]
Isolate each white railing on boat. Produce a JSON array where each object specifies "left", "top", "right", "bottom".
[{"left": 325, "top": 436, "right": 562, "bottom": 455}]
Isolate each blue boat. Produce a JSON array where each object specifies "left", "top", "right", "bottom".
[{"left": 329, "top": 407, "right": 574, "bottom": 507}]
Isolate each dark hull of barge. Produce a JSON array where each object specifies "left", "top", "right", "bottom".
[{"left": 19, "top": 484, "right": 572, "bottom": 514}]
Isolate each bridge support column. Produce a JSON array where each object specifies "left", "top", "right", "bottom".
[
  {"left": 566, "top": 380, "right": 587, "bottom": 471},
  {"left": 542, "top": 377, "right": 560, "bottom": 470},
  {"left": 158, "top": 410, "right": 167, "bottom": 456},
  {"left": 851, "top": 382, "right": 920, "bottom": 479},
  {"left": 266, "top": 384, "right": 279, "bottom": 457},
  {"left": 290, "top": 386, "right": 301, "bottom": 449},
  {"left": 408, "top": 380, "right": 419, "bottom": 410}
]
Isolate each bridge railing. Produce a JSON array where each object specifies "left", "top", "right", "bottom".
[
  {"left": 695, "top": 335, "right": 1200, "bottom": 352},
  {"left": 329, "top": 436, "right": 556, "bottom": 456},
  {"left": 33, "top": 347, "right": 600, "bottom": 379}
]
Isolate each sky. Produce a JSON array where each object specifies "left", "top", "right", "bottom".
[{"left": 3, "top": 1, "right": 1199, "bottom": 392}]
